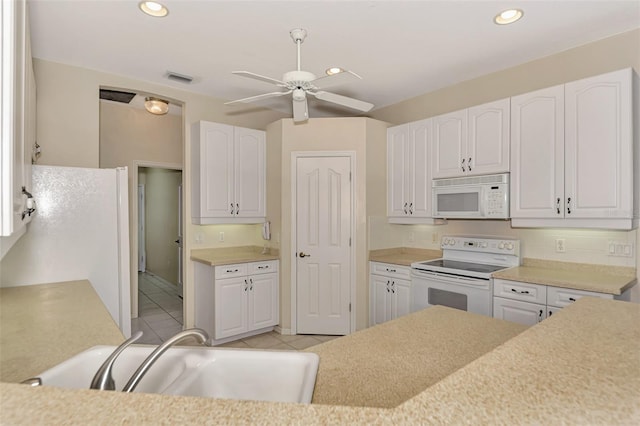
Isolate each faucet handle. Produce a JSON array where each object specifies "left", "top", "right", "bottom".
[{"left": 90, "top": 331, "right": 143, "bottom": 391}]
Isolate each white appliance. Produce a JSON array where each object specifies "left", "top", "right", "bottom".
[
  {"left": 0, "top": 165, "right": 131, "bottom": 337},
  {"left": 411, "top": 236, "right": 520, "bottom": 317},
  {"left": 432, "top": 173, "right": 509, "bottom": 219}
]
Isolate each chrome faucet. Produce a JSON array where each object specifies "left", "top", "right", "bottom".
[
  {"left": 121, "top": 328, "right": 209, "bottom": 393},
  {"left": 90, "top": 331, "right": 143, "bottom": 390}
]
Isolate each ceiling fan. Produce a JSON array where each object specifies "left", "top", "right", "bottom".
[{"left": 225, "top": 28, "right": 374, "bottom": 122}]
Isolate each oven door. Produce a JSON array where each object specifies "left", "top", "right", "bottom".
[
  {"left": 432, "top": 184, "right": 485, "bottom": 218},
  {"left": 411, "top": 269, "right": 492, "bottom": 317}
]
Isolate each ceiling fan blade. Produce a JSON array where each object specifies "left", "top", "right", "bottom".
[
  {"left": 311, "top": 70, "right": 362, "bottom": 90},
  {"left": 311, "top": 91, "right": 374, "bottom": 112},
  {"left": 224, "top": 90, "right": 291, "bottom": 106},
  {"left": 232, "top": 71, "right": 285, "bottom": 86},
  {"left": 292, "top": 98, "right": 309, "bottom": 122}
]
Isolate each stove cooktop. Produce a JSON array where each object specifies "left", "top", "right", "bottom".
[{"left": 415, "top": 259, "right": 508, "bottom": 274}]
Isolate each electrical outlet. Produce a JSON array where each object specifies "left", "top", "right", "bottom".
[
  {"left": 195, "top": 233, "right": 204, "bottom": 243},
  {"left": 608, "top": 241, "right": 634, "bottom": 257},
  {"left": 555, "top": 238, "right": 566, "bottom": 253},
  {"left": 219, "top": 232, "right": 225, "bottom": 242}
]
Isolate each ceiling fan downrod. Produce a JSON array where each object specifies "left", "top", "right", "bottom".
[{"left": 289, "top": 28, "right": 307, "bottom": 72}]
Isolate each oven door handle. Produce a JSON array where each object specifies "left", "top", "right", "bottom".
[{"left": 411, "top": 269, "right": 489, "bottom": 284}]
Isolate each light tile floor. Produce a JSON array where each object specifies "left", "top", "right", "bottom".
[{"left": 132, "top": 272, "right": 340, "bottom": 350}]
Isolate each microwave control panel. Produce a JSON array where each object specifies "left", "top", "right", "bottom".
[{"left": 485, "top": 185, "right": 508, "bottom": 217}]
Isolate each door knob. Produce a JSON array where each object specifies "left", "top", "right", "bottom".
[
  {"left": 299, "top": 252, "right": 311, "bottom": 258},
  {"left": 174, "top": 239, "right": 180, "bottom": 244}
]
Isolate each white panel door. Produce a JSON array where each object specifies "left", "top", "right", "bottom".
[
  {"left": 387, "top": 125, "right": 409, "bottom": 217},
  {"left": 248, "top": 272, "right": 278, "bottom": 330},
  {"left": 296, "top": 156, "right": 352, "bottom": 335},
  {"left": 510, "top": 85, "right": 565, "bottom": 218},
  {"left": 234, "top": 127, "right": 265, "bottom": 218},
  {"left": 467, "top": 98, "right": 510, "bottom": 176},
  {"left": 432, "top": 109, "right": 467, "bottom": 178},
  {"left": 201, "top": 123, "right": 234, "bottom": 218},
  {"left": 214, "top": 276, "right": 248, "bottom": 339},
  {"left": 564, "top": 68, "right": 633, "bottom": 219}
]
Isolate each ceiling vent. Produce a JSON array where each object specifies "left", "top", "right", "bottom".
[
  {"left": 99, "top": 89, "right": 136, "bottom": 103},
  {"left": 166, "top": 71, "right": 194, "bottom": 84}
]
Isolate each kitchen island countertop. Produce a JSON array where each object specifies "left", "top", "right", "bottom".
[{"left": 1, "top": 286, "right": 638, "bottom": 423}]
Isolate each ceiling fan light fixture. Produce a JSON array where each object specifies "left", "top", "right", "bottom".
[
  {"left": 326, "top": 67, "right": 344, "bottom": 76},
  {"left": 139, "top": 1, "right": 169, "bottom": 17},
  {"left": 494, "top": 9, "right": 523, "bottom": 25},
  {"left": 144, "top": 97, "right": 169, "bottom": 115}
]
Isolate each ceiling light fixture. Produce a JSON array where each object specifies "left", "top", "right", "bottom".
[
  {"left": 144, "top": 97, "right": 169, "bottom": 115},
  {"left": 494, "top": 9, "right": 523, "bottom": 25},
  {"left": 139, "top": 1, "right": 169, "bottom": 17},
  {"left": 325, "top": 67, "right": 344, "bottom": 76}
]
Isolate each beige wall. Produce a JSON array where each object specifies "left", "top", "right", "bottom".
[
  {"left": 370, "top": 29, "right": 640, "bottom": 125},
  {"left": 268, "top": 117, "right": 387, "bottom": 332},
  {"left": 141, "top": 168, "right": 182, "bottom": 285},
  {"left": 34, "top": 58, "right": 287, "bottom": 327}
]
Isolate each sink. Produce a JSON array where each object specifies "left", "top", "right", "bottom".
[{"left": 37, "top": 345, "right": 319, "bottom": 403}]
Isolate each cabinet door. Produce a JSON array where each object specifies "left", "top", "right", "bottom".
[
  {"left": 234, "top": 127, "right": 265, "bottom": 218},
  {"left": 467, "top": 98, "right": 510, "bottom": 176},
  {"left": 387, "top": 125, "right": 409, "bottom": 217},
  {"left": 510, "top": 85, "right": 565, "bottom": 219},
  {"left": 214, "top": 276, "right": 248, "bottom": 339},
  {"left": 493, "top": 297, "right": 546, "bottom": 326},
  {"left": 392, "top": 279, "right": 412, "bottom": 320},
  {"left": 370, "top": 274, "right": 392, "bottom": 325},
  {"left": 432, "top": 109, "right": 467, "bottom": 178},
  {"left": 196, "top": 122, "right": 235, "bottom": 218},
  {"left": 565, "top": 69, "right": 633, "bottom": 219},
  {"left": 248, "top": 272, "right": 278, "bottom": 330},
  {"left": 408, "top": 119, "right": 432, "bottom": 217}
]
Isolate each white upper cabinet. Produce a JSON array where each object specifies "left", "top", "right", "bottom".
[
  {"left": 1, "top": 0, "right": 36, "bottom": 258},
  {"left": 191, "top": 121, "right": 266, "bottom": 224},
  {"left": 511, "top": 68, "right": 637, "bottom": 229},
  {"left": 432, "top": 98, "right": 510, "bottom": 179},
  {"left": 387, "top": 119, "right": 441, "bottom": 224},
  {"left": 510, "top": 85, "right": 565, "bottom": 219}
]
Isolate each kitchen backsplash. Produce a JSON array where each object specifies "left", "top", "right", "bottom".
[{"left": 368, "top": 216, "right": 637, "bottom": 268}]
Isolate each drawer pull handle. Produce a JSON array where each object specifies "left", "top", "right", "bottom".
[
  {"left": 226, "top": 269, "right": 239, "bottom": 273},
  {"left": 258, "top": 266, "right": 269, "bottom": 269},
  {"left": 511, "top": 288, "right": 530, "bottom": 295},
  {"left": 386, "top": 268, "right": 396, "bottom": 273},
  {"left": 568, "top": 297, "right": 576, "bottom": 302}
]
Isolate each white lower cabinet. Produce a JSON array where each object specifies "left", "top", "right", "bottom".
[
  {"left": 194, "top": 260, "right": 279, "bottom": 344},
  {"left": 493, "top": 278, "right": 622, "bottom": 327},
  {"left": 370, "top": 262, "right": 411, "bottom": 326}
]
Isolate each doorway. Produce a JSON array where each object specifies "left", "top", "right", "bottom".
[{"left": 291, "top": 152, "right": 356, "bottom": 335}]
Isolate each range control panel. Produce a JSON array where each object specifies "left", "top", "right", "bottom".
[{"left": 441, "top": 236, "right": 520, "bottom": 255}]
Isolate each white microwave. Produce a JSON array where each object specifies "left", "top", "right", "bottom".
[{"left": 432, "top": 173, "right": 509, "bottom": 219}]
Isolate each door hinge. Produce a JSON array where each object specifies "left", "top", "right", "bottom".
[
  {"left": 349, "top": 237, "right": 351, "bottom": 247},
  {"left": 349, "top": 303, "right": 352, "bottom": 313},
  {"left": 349, "top": 172, "right": 352, "bottom": 182}
]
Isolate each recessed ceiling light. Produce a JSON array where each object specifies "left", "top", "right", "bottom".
[
  {"left": 326, "top": 67, "right": 344, "bottom": 76},
  {"left": 139, "top": 1, "right": 169, "bottom": 18},
  {"left": 494, "top": 9, "right": 523, "bottom": 25}
]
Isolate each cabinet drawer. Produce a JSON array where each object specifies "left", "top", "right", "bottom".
[
  {"left": 215, "top": 263, "right": 248, "bottom": 279},
  {"left": 369, "top": 262, "right": 411, "bottom": 279},
  {"left": 547, "top": 286, "right": 612, "bottom": 308},
  {"left": 493, "top": 279, "right": 547, "bottom": 304},
  {"left": 248, "top": 260, "right": 279, "bottom": 275}
]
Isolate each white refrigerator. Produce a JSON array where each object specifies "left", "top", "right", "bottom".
[{"left": 0, "top": 165, "right": 131, "bottom": 337}]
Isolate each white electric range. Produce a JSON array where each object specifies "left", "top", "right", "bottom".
[{"left": 411, "top": 236, "right": 520, "bottom": 316}]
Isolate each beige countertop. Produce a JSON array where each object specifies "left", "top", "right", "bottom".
[
  {"left": 0, "top": 280, "right": 124, "bottom": 383},
  {"left": 305, "top": 306, "right": 526, "bottom": 408},
  {"left": 1, "top": 286, "right": 639, "bottom": 423},
  {"left": 369, "top": 247, "right": 442, "bottom": 266},
  {"left": 191, "top": 245, "right": 279, "bottom": 266},
  {"left": 493, "top": 258, "right": 637, "bottom": 295}
]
